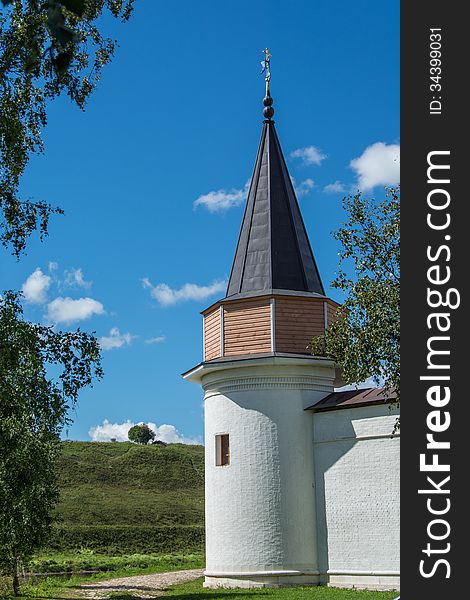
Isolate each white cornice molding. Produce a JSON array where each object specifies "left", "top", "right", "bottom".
[
  {"left": 204, "top": 374, "right": 333, "bottom": 397},
  {"left": 183, "top": 354, "right": 337, "bottom": 385}
]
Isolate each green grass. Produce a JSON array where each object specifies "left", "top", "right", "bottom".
[
  {"left": 56, "top": 441, "right": 204, "bottom": 526},
  {"left": 6, "top": 552, "right": 204, "bottom": 598},
  {"left": 49, "top": 441, "right": 205, "bottom": 553},
  {"left": 163, "top": 579, "right": 398, "bottom": 600},
  {"left": 26, "top": 550, "right": 204, "bottom": 575}
]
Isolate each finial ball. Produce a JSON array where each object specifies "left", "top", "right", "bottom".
[
  {"left": 263, "top": 106, "right": 274, "bottom": 119},
  {"left": 263, "top": 95, "right": 273, "bottom": 107}
]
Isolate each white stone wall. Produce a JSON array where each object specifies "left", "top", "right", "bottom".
[
  {"left": 200, "top": 358, "right": 336, "bottom": 587},
  {"left": 313, "top": 404, "right": 400, "bottom": 589}
]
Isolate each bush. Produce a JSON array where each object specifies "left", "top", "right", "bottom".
[
  {"left": 45, "top": 525, "right": 204, "bottom": 555},
  {"left": 26, "top": 551, "right": 204, "bottom": 574}
]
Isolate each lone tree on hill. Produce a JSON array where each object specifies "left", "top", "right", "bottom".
[
  {"left": 128, "top": 424, "right": 156, "bottom": 445},
  {"left": 310, "top": 186, "right": 400, "bottom": 405}
]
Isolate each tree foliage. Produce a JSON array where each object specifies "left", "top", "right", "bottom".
[
  {"left": 310, "top": 187, "right": 400, "bottom": 402},
  {"left": 0, "top": 3, "right": 133, "bottom": 594},
  {"left": 0, "top": 290, "right": 103, "bottom": 593},
  {"left": 128, "top": 424, "right": 156, "bottom": 446},
  {"left": 0, "top": 0, "right": 133, "bottom": 256}
]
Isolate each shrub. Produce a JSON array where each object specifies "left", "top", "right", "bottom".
[{"left": 45, "top": 525, "right": 204, "bottom": 555}]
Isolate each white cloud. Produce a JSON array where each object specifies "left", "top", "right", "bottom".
[
  {"left": 293, "top": 178, "right": 315, "bottom": 197},
  {"left": 149, "top": 423, "right": 202, "bottom": 445},
  {"left": 46, "top": 296, "right": 104, "bottom": 325},
  {"left": 142, "top": 278, "right": 226, "bottom": 307},
  {"left": 323, "top": 181, "right": 346, "bottom": 194},
  {"left": 48, "top": 261, "right": 59, "bottom": 272},
  {"left": 89, "top": 419, "right": 134, "bottom": 442},
  {"left": 194, "top": 181, "right": 250, "bottom": 212},
  {"left": 22, "top": 268, "right": 51, "bottom": 304},
  {"left": 350, "top": 142, "right": 400, "bottom": 191},
  {"left": 99, "top": 327, "right": 135, "bottom": 351},
  {"left": 290, "top": 145, "right": 327, "bottom": 166},
  {"left": 88, "top": 419, "right": 202, "bottom": 445},
  {"left": 64, "top": 268, "right": 92, "bottom": 289},
  {"left": 145, "top": 336, "right": 166, "bottom": 344}
]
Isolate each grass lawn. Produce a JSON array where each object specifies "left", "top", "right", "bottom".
[
  {"left": 162, "top": 579, "right": 399, "bottom": 600},
  {"left": 1, "top": 551, "right": 204, "bottom": 598},
  {"left": 26, "top": 550, "right": 204, "bottom": 575}
]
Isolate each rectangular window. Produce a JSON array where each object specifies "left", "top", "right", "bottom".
[{"left": 215, "top": 434, "right": 230, "bottom": 466}]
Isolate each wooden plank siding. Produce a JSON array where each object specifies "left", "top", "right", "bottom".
[
  {"left": 326, "top": 299, "right": 339, "bottom": 327},
  {"left": 223, "top": 299, "right": 271, "bottom": 356},
  {"left": 274, "top": 297, "right": 326, "bottom": 354},
  {"left": 203, "top": 296, "right": 341, "bottom": 360},
  {"left": 204, "top": 307, "right": 221, "bottom": 361}
]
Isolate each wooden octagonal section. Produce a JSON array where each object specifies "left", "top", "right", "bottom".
[{"left": 202, "top": 294, "right": 340, "bottom": 361}]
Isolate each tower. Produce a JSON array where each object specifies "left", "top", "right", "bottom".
[{"left": 183, "top": 57, "right": 343, "bottom": 588}]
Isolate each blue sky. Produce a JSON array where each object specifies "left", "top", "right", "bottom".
[{"left": 1, "top": 0, "right": 399, "bottom": 443}]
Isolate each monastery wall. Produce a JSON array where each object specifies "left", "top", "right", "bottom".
[{"left": 312, "top": 404, "right": 400, "bottom": 590}]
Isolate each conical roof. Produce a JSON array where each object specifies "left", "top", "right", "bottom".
[{"left": 226, "top": 118, "right": 325, "bottom": 299}]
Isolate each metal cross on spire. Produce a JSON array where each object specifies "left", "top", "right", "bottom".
[
  {"left": 260, "top": 48, "right": 274, "bottom": 120},
  {"left": 260, "top": 47, "right": 272, "bottom": 96}
]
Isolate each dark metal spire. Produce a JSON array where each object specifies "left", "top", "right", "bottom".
[{"left": 225, "top": 53, "right": 325, "bottom": 300}]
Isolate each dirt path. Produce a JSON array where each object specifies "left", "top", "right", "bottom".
[{"left": 78, "top": 568, "right": 204, "bottom": 599}]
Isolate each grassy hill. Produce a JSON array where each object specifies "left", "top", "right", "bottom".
[{"left": 49, "top": 441, "right": 205, "bottom": 554}]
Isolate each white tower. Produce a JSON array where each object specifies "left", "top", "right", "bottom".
[{"left": 184, "top": 79, "right": 343, "bottom": 587}]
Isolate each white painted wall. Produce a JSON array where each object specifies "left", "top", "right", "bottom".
[
  {"left": 200, "top": 357, "right": 336, "bottom": 587},
  {"left": 313, "top": 404, "right": 400, "bottom": 589}
]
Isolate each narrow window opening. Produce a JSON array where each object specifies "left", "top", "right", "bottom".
[{"left": 215, "top": 434, "right": 230, "bottom": 466}]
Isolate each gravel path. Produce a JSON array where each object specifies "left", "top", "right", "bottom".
[{"left": 78, "top": 568, "right": 204, "bottom": 599}]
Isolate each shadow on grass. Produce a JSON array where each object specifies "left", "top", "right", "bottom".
[
  {"left": 66, "top": 584, "right": 266, "bottom": 599},
  {"left": 14, "top": 597, "right": 84, "bottom": 600},
  {"left": 69, "top": 583, "right": 154, "bottom": 591},
  {"left": 11, "top": 592, "right": 266, "bottom": 600},
  {"left": 165, "top": 594, "right": 268, "bottom": 600}
]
